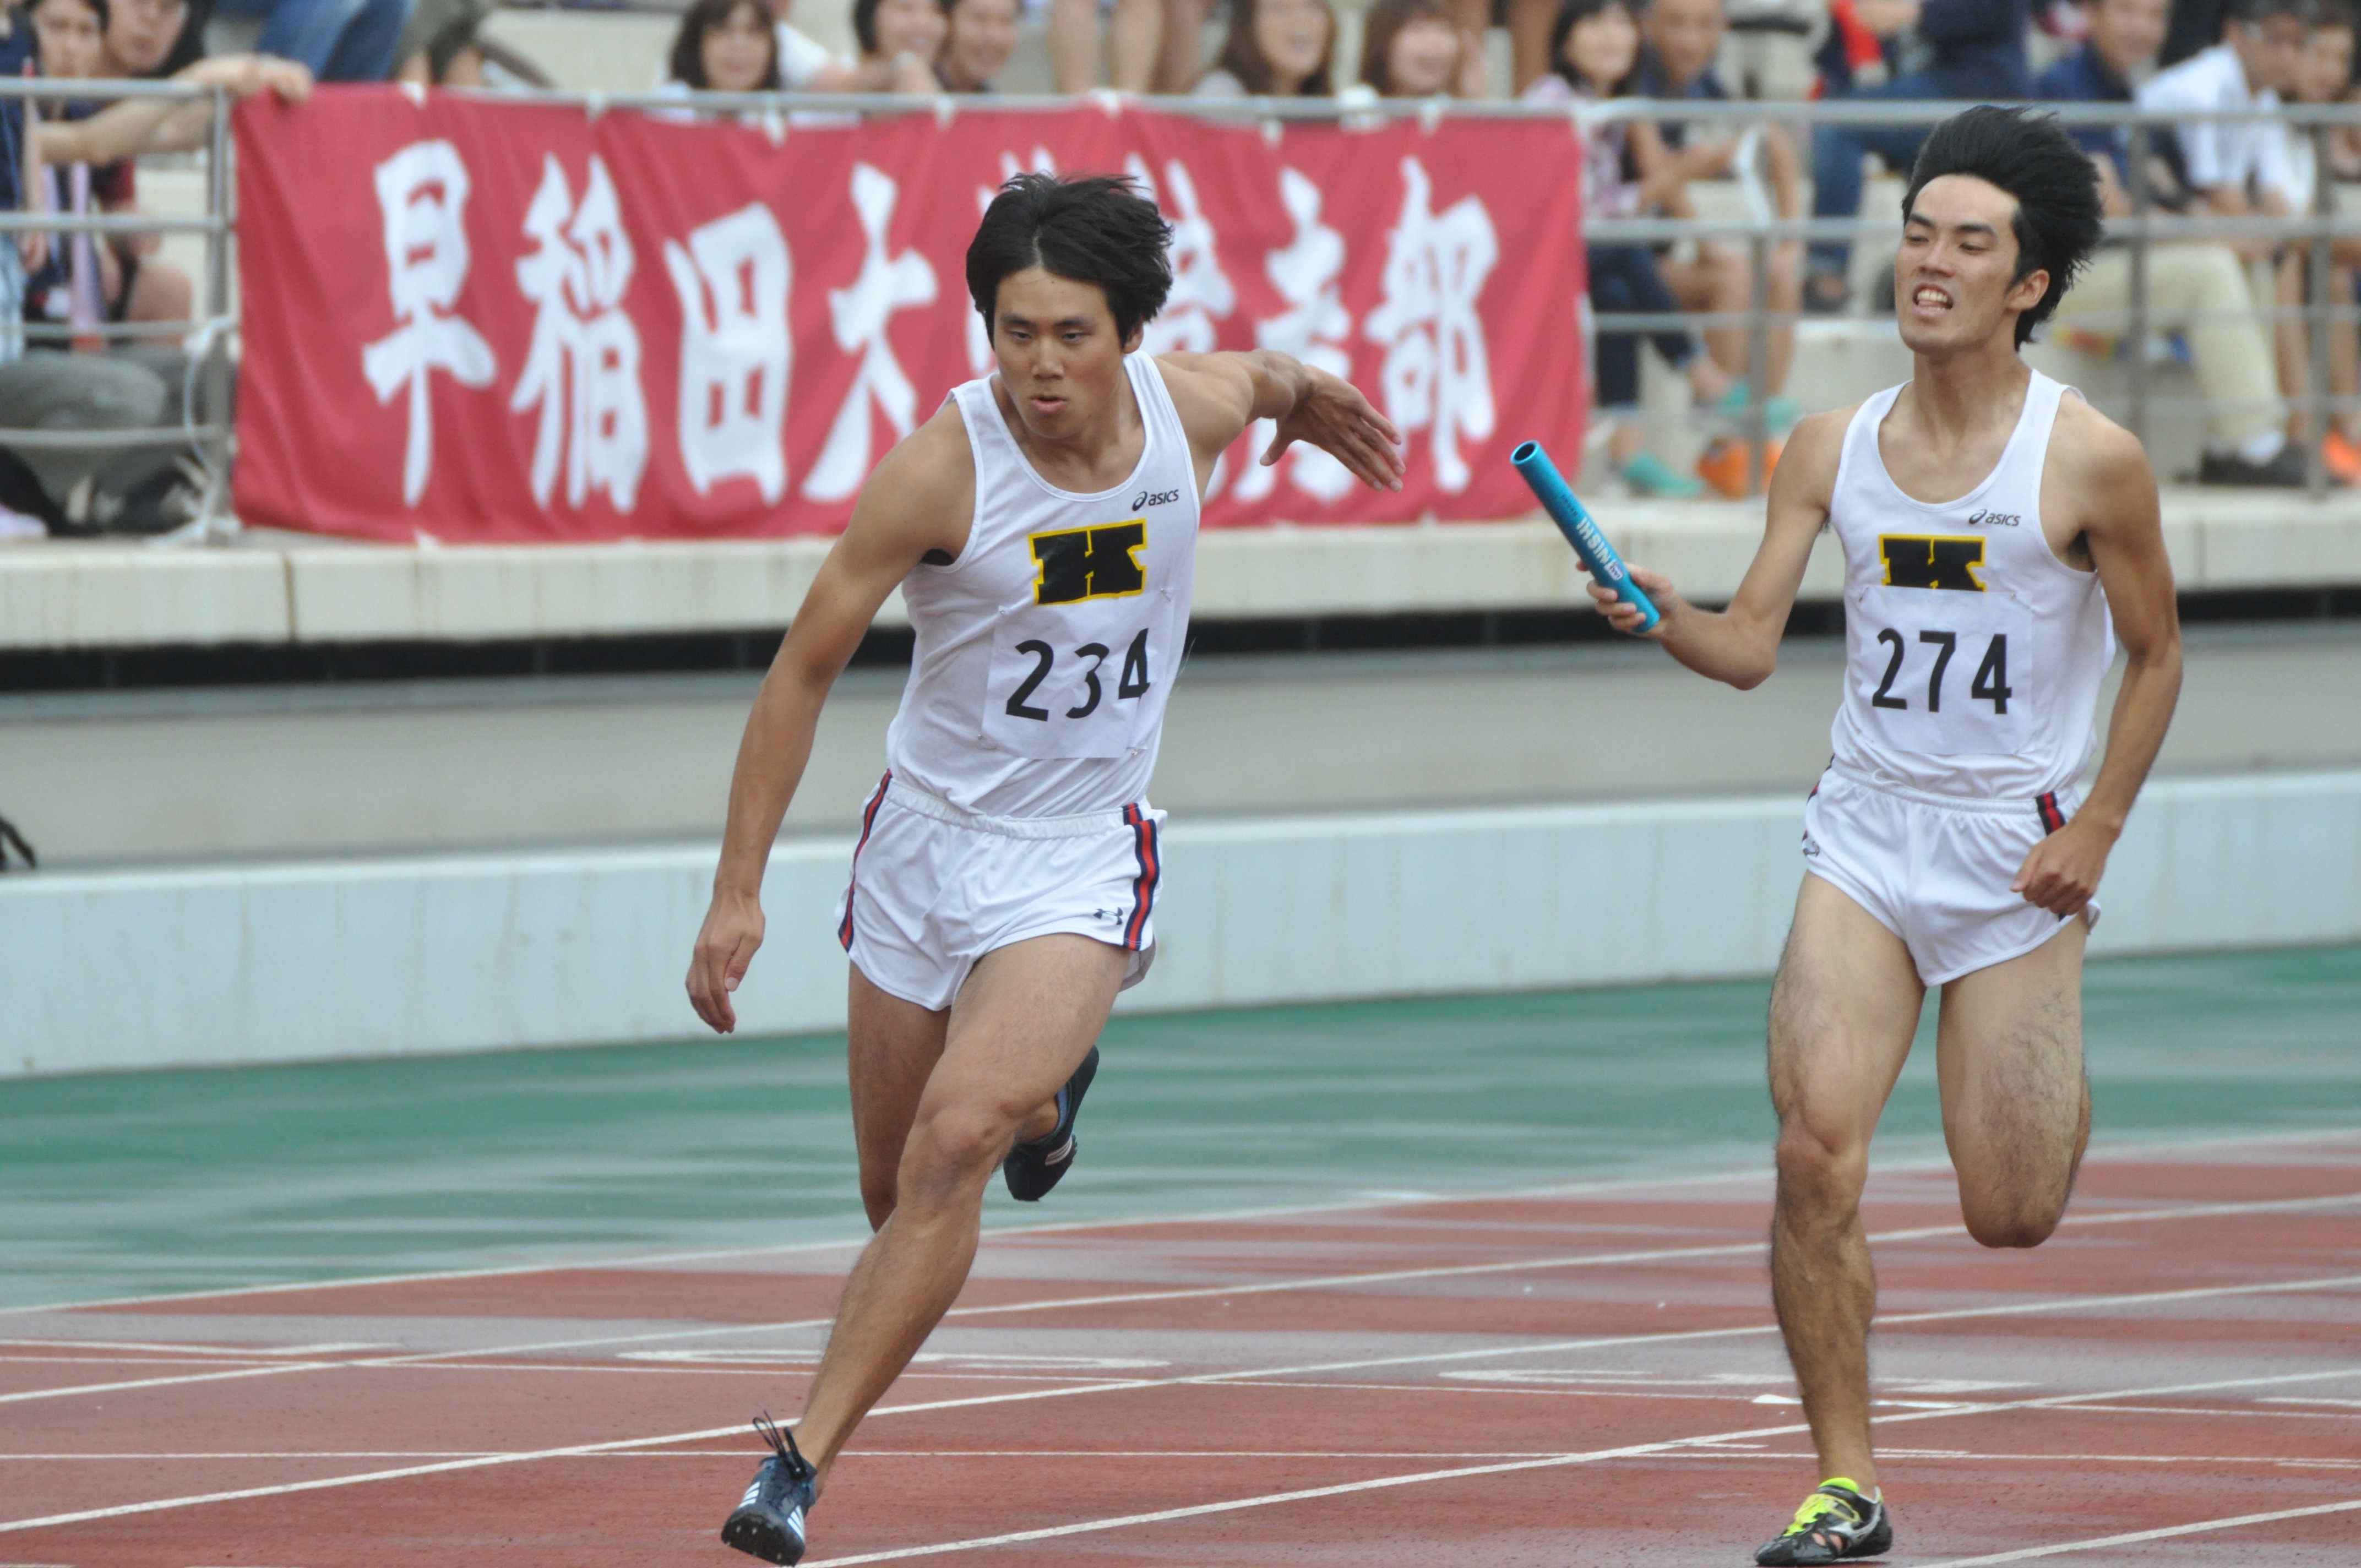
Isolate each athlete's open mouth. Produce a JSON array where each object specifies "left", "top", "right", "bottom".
[{"left": 1911, "top": 285, "right": 1954, "bottom": 311}]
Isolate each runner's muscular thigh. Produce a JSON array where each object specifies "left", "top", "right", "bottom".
[
  {"left": 1935, "top": 917, "right": 2089, "bottom": 1246},
  {"left": 1768, "top": 878, "right": 1928, "bottom": 1175}
]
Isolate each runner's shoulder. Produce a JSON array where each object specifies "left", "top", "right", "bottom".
[
  {"left": 1769, "top": 404, "right": 1858, "bottom": 514},
  {"left": 851, "top": 399, "right": 976, "bottom": 559},
  {"left": 2048, "top": 393, "right": 2151, "bottom": 490}
]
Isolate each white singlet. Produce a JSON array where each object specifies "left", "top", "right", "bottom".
[
  {"left": 1826, "top": 370, "right": 2113, "bottom": 801},
  {"left": 885, "top": 352, "right": 1201, "bottom": 819}
]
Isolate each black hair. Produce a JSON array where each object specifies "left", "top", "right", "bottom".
[
  {"left": 1548, "top": 0, "right": 1640, "bottom": 95},
  {"left": 1902, "top": 106, "right": 2105, "bottom": 347},
  {"left": 668, "top": 0, "right": 782, "bottom": 89},
  {"left": 2231, "top": 0, "right": 2317, "bottom": 24},
  {"left": 966, "top": 173, "right": 1174, "bottom": 345}
]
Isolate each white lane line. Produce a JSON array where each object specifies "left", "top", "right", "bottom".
[
  {"left": 0, "top": 1363, "right": 329, "bottom": 1407},
  {"left": 345, "top": 1188, "right": 2361, "bottom": 1369},
  {"left": 792, "top": 1375, "right": 2361, "bottom": 1568},
  {"left": 4, "top": 1362, "right": 2353, "bottom": 1538},
  {"left": 13, "top": 1127, "right": 2351, "bottom": 1320},
  {"left": 1909, "top": 1498, "right": 2361, "bottom": 1566}
]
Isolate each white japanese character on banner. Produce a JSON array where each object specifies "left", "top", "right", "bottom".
[
  {"left": 1363, "top": 157, "right": 1498, "bottom": 493},
  {"left": 361, "top": 141, "right": 496, "bottom": 505},
  {"left": 1124, "top": 154, "right": 1233, "bottom": 356},
  {"left": 969, "top": 149, "right": 1057, "bottom": 378},
  {"left": 664, "top": 203, "right": 793, "bottom": 503},
  {"left": 510, "top": 154, "right": 649, "bottom": 511},
  {"left": 805, "top": 162, "right": 939, "bottom": 502},
  {"left": 1234, "top": 166, "right": 1356, "bottom": 504}
]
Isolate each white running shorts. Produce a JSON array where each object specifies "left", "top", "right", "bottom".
[
  {"left": 1801, "top": 767, "right": 2100, "bottom": 987},
  {"left": 833, "top": 772, "right": 1163, "bottom": 1012}
]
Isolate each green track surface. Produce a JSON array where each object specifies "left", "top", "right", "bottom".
[{"left": 4, "top": 945, "right": 2357, "bottom": 1311}]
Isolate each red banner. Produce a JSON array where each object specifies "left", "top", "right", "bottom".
[{"left": 233, "top": 89, "right": 1586, "bottom": 543}]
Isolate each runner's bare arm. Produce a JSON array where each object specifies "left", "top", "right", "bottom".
[
  {"left": 685, "top": 408, "right": 975, "bottom": 1033},
  {"left": 1156, "top": 350, "right": 1406, "bottom": 495},
  {"left": 1588, "top": 406, "right": 1849, "bottom": 687},
  {"left": 2012, "top": 406, "right": 2180, "bottom": 916}
]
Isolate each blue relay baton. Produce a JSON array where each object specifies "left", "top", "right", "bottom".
[{"left": 1511, "top": 440, "right": 1661, "bottom": 634}]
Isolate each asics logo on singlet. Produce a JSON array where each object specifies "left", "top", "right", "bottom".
[
  {"left": 1132, "top": 487, "right": 1181, "bottom": 509},
  {"left": 1965, "top": 509, "right": 2021, "bottom": 527},
  {"left": 1029, "top": 520, "right": 1147, "bottom": 605},
  {"left": 1878, "top": 533, "right": 1987, "bottom": 592}
]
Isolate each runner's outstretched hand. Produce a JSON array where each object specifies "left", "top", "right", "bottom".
[{"left": 1260, "top": 366, "right": 1406, "bottom": 491}]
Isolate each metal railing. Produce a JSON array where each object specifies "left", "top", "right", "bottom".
[
  {"left": 0, "top": 77, "right": 236, "bottom": 541},
  {"left": 23, "top": 82, "right": 2360, "bottom": 542}
]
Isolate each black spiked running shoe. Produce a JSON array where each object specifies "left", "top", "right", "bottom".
[
  {"left": 1754, "top": 1479, "right": 1892, "bottom": 1565},
  {"left": 1003, "top": 1044, "right": 1098, "bottom": 1202},
  {"left": 720, "top": 1414, "right": 818, "bottom": 1564}
]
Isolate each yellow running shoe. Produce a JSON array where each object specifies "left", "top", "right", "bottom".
[{"left": 1753, "top": 1478, "right": 1891, "bottom": 1565}]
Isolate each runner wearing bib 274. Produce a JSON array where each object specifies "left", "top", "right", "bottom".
[
  {"left": 1582, "top": 108, "right": 2182, "bottom": 1565},
  {"left": 683, "top": 173, "right": 1405, "bottom": 1567}
]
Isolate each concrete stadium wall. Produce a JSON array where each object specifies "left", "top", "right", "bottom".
[{"left": 6, "top": 769, "right": 2357, "bottom": 1079}]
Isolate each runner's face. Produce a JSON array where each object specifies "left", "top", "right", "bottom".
[
  {"left": 1385, "top": 17, "right": 1459, "bottom": 97},
  {"left": 1895, "top": 175, "right": 2048, "bottom": 356},
  {"left": 32, "top": 0, "right": 106, "bottom": 79},
  {"left": 701, "top": 1, "right": 776, "bottom": 91},
  {"left": 991, "top": 266, "right": 1140, "bottom": 441}
]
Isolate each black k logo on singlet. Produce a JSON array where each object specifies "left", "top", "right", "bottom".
[
  {"left": 1029, "top": 520, "right": 1148, "bottom": 604},
  {"left": 1879, "top": 535, "right": 1987, "bottom": 591}
]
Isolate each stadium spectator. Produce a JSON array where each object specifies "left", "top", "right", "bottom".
[
  {"left": 2040, "top": 0, "right": 2304, "bottom": 484},
  {"left": 37, "top": 50, "right": 307, "bottom": 164},
  {"left": 205, "top": 0, "right": 408, "bottom": 81},
  {"left": 391, "top": 0, "right": 553, "bottom": 87},
  {"left": 2137, "top": 0, "right": 2306, "bottom": 244},
  {"left": 1631, "top": 0, "right": 1804, "bottom": 453},
  {"left": 1048, "top": 0, "right": 1160, "bottom": 92},
  {"left": 938, "top": 0, "right": 1018, "bottom": 91},
  {"left": 1192, "top": 0, "right": 1333, "bottom": 95},
  {"left": 27, "top": 0, "right": 194, "bottom": 333},
  {"left": 1357, "top": 0, "right": 1484, "bottom": 96},
  {"left": 103, "top": 0, "right": 205, "bottom": 78},
  {"left": 1804, "top": 0, "right": 2031, "bottom": 312},
  {"left": 668, "top": 0, "right": 784, "bottom": 92},
  {"left": 1528, "top": 0, "right": 1738, "bottom": 497},
  {"left": 2163, "top": 0, "right": 2228, "bottom": 62},
  {"left": 851, "top": 0, "right": 948, "bottom": 94},
  {"left": 2273, "top": 0, "right": 2361, "bottom": 476}
]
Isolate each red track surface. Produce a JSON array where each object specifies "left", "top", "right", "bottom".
[{"left": 5, "top": 1137, "right": 2358, "bottom": 1567}]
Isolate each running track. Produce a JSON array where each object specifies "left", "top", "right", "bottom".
[{"left": 4, "top": 1135, "right": 2357, "bottom": 1566}]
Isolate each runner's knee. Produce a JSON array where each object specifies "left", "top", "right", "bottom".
[
  {"left": 1774, "top": 1118, "right": 1868, "bottom": 1210},
  {"left": 903, "top": 1101, "right": 1021, "bottom": 1192},
  {"left": 1958, "top": 1182, "right": 2068, "bottom": 1249}
]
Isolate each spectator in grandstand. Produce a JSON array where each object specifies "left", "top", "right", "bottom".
[
  {"left": 938, "top": 0, "right": 1018, "bottom": 90},
  {"left": 102, "top": 0, "right": 205, "bottom": 78},
  {"left": 2272, "top": 0, "right": 2361, "bottom": 476},
  {"left": 204, "top": 0, "right": 408, "bottom": 82},
  {"left": 2138, "top": 0, "right": 2306, "bottom": 246},
  {"left": 1803, "top": 0, "right": 2031, "bottom": 313},
  {"left": 1356, "top": 0, "right": 1484, "bottom": 96},
  {"left": 1630, "top": 0, "right": 1805, "bottom": 473},
  {"left": 2163, "top": 0, "right": 2229, "bottom": 62},
  {"left": 1192, "top": 0, "right": 1332, "bottom": 94},
  {"left": 36, "top": 50, "right": 307, "bottom": 164},
  {"left": 2041, "top": 0, "right": 2306, "bottom": 483},
  {"left": 1048, "top": 0, "right": 1161, "bottom": 93},
  {"left": 28, "top": 0, "right": 195, "bottom": 333},
  {"left": 668, "top": 0, "right": 784, "bottom": 92},
  {"left": 1529, "top": 0, "right": 1739, "bottom": 497},
  {"left": 851, "top": 0, "right": 949, "bottom": 93},
  {"left": 390, "top": 0, "right": 552, "bottom": 87}
]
